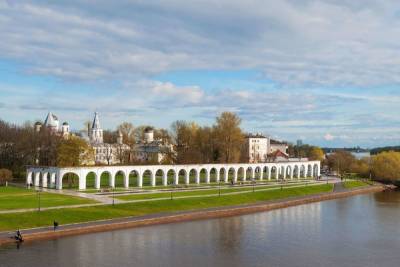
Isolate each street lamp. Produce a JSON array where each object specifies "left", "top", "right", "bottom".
[
  {"left": 251, "top": 178, "right": 255, "bottom": 193},
  {"left": 112, "top": 186, "right": 115, "bottom": 206},
  {"left": 218, "top": 180, "right": 221, "bottom": 197},
  {"left": 37, "top": 188, "right": 41, "bottom": 212}
]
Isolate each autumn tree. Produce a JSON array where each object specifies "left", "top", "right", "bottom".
[
  {"left": 0, "top": 168, "right": 13, "bottom": 185},
  {"left": 214, "top": 112, "right": 244, "bottom": 163},
  {"left": 371, "top": 151, "right": 400, "bottom": 182},
  {"left": 117, "top": 122, "right": 135, "bottom": 145},
  {"left": 57, "top": 136, "right": 94, "bottom": 167},
  {"left": 308, "top": 147, "right": 325, "bottom": 161},
  {"left": 326, "top": 150, "right": 356, "bottom": 176}
]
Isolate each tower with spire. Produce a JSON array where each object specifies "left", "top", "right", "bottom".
[{"left": 89, "top": 112, "right": 103, "bottom": 143}]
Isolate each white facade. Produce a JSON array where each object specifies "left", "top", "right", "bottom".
[
  {"left": 88, "top": 112, "right": 130, "bottom": 165},
  {"left": 26, "top": 160, "right": 321, "bottom": 190},
  {"left": 244, "top": 134, "right": 270, "bottom": 163},
  {"left": 36, "top": 112, "right": 70, "bottom": 137}
]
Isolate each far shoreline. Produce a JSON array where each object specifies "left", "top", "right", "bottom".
[{"left": 0, "top": 184, "right": 385, "bottom": 247}]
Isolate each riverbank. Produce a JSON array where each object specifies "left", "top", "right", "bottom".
[{"left": 0, "top": 184, "right": 384, "bottom": 247}]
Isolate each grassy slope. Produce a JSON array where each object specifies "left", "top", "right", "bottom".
[
  {"left": 0, "top": 187, "right": 97, "bottom": 211},
  {"left": 0, "top": 184, "right": 332, "bottom": 231},
  {"left": 343, "top": 180, "right": 368, "bottom": 189}
]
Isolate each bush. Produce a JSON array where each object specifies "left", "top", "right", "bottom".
[
  {"left": 0, "top": 168, "right": 13, "bottom": 185},
  {"left": 372, "top": 151, "right": 400, "bottom": 182}
]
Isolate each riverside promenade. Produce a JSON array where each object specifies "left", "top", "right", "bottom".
[{"left": 0, "top": 182, "right": 384, "bottom": 247}]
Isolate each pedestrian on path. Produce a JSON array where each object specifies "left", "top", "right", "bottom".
[{"left": 53, "top": 221, "right": 59, "bottom": 231}]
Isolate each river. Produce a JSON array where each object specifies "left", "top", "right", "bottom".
[{"left": 1, "top": 191, "right": 400, "bottom": 267}]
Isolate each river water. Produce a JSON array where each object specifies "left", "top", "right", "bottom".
[{"left": 1, "top": 191, "right": 400, "bottom": 267}]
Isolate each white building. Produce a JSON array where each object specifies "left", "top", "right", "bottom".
[
  {"left": 132, "top": 127, "right": 174, "bottom": 163},
  {"left": 35, "top": 112, "right": 70, "bottom": 138},
  {"left": 244, "top": 133, "right": 289, "bottom": 163},
  {"left": 88, "top": 112, "right": 130, "bottom": 165}
]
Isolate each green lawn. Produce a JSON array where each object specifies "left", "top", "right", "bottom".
[
  {"left": 115, "top": 182, "right": 316, "bottom": 201},
  {"left": 0, "top": 186, "right": 97, "bottom": 211},
  {"left": 343, "top": 180, "right": 368, "bottom": 189},
  {"left": 0, "top": 184, "right": 333, "bottom": 231}
]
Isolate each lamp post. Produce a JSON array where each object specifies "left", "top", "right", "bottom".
[
  {"left": 251, "top": 178, "right": 255, "bottom": 193},
  {"left": 218, "top": 181, "right": 221, "bottom": 197},
  {"left": 37, "top": 188, "right": 41, "bottom": 212},
  {"left": 112, "top": 186, "right": 115, "bottom": 206}
]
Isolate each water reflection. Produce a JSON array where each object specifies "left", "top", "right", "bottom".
[{"left": 2, "top": 191, "right": 400, "bottom": 267}]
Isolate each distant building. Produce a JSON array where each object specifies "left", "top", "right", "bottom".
[
  {"left": 296, "top": 139, "right": 303, "bottom": 146},
  {"left": 244, "top": 133, "right": 269, "bottom": 163},
  {"left": 35, "top": 112, "right": 70, "bottom": 138},
  {"left": 243, "top": 133, "right": 289, "bottom": 163},
  {"left": 88, "top": 112, "right": 130, "bottom": 165},
  {"left": 132, "top": 127, "right": 174, "bottom": 163},
  {"left": 269, "top": 139, "right": 288, "bottom": 155}
]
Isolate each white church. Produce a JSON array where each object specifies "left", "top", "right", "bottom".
[{"left": 36, "top": 111, "right": 172, "bottom": 165}]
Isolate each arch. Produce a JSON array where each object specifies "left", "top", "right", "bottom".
[
  {"left": 49, "top": 173, "right": 57, "bottom": 188},
  {"left": 33, "top": 172, "right": 41, "bottom": 187},
  {"left": 199, "top": 168, "right": 208, "bottom": 184},
  {"left": 279, "top": 166, "right": 286, "bottom": 180},
  {"left": 167, "top": 169, "right": 177, "bottom": 185},
  {"left": 263, "top": 166, "right": 269, "bottom": 180},
  {"left": 237, "top": 167, "right": 245, "bottom": 181},
  {"left": 129, "top": 170, "right": 140, "bottom": 187},
  {"left": 100, "top": 171, "right": 112, "bottom": 188},
  {"left": 254, "top": 166, "right": 262, "bottom": 180},
  {"left": 270, "top": 166, "right": 278, "bottom": 180},
  {"left": 178, "top": 169, "right": 188, "bottom": 185},
  {"left": 293, "top": 165, "right": 300, "bottom": 179},
  {"left": 313, "top": 164, "right": 319, "bottom": 178},
  {"left": 86, "top": 171, "right": 97, "bottom": 189},
  {"left": 155, "top": 169, "right": 165, "bottom": 186},
  {"left": 189, "top": 169, "right": 198, "bottom": 184},
  {"left": 307, "top": 164, "right": 312, "bottom": 178},
  {"left": 210, "top": 168, "right": 218, "bottom": 183},
  {"left": 286, "top": 165, "right": 292, "bottom": 179},
  {"left": 115, "top": 170, "right": 126, "bottom": 188},
  {"left": 142, "top": 170, "right": 153, "bottom": 187},
  {"left": 41, "top": 172, "right": 50, "bottom": 188},
  {"left": 245, "top": 167, "right": 253, "bottom": 181},
  {"left": 219, "top": 168, "right": 227, "bottom": 183},
  {"left": 228, "top": 167, "right": 236, "bottom": 183},
  {"left": 62, "top": 172, "right": 80, "bottom": 189},
  {"left": 300, "top": 165, "right": 306, "bottom": 178}
]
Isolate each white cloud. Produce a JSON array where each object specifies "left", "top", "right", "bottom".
[
  {"left": 2, "top": 1, "right": 400, "bottom": 86},
  {"left": 324, "top": 133, "right": 335, "bottom": 141}
]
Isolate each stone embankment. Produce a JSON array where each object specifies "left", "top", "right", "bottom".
[{"left": 0, "top": 184, "right": 385, "bottom": 247}]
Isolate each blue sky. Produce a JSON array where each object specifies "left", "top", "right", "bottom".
[{"left": 0, "top": 0, "right": 400, "bottom": 148}]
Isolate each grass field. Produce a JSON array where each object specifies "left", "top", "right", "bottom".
[
  {"left": 115, "top": 182, "right": 316, "bottom": 201},
  {"left": 343, "top": 180, "right": 368, "bottom": 189},
  {"left": 0, "top": 184, "right": 333, "bottom": 231},
  {"left": 0, "top": 187, "right": 97, "bottom": 211}
]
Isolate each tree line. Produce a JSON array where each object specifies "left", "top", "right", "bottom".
[
  {"left": 325, "top": 150, "right": 400, "bottom": 183},
  {"left": 0, "top": 112, "right": 245, "bottom": 178}
]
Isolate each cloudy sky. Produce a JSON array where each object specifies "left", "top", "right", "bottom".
[{"left": 1, "top": 0, "right": 399, "bottom": 148}]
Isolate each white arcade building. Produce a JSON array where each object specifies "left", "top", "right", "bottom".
[{"left": 26, "top": 161, "right": 320, "bottom": 190}]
